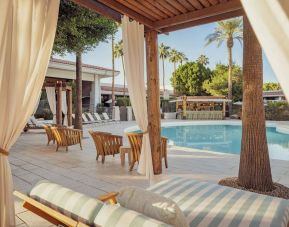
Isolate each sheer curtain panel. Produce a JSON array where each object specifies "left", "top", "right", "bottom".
[{"left": 0, "top": 1, "right": 59, "bottom": 226}]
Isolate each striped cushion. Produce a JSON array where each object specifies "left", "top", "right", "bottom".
[
  {"left": 94, "top": 204, "right": 172, "bottom": 227},
  {"left": 29, "top": 180, "right": 103, "bottom": 225},
  {"left": 148, "top": 177, "right": 289, "bottom": 227}
]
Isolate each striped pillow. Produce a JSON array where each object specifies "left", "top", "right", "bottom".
[
  {"left": 29, "top": 180, "right": 103, "bottom": 225},
  {"left": 94, "top": 204, "right": 172, "bottom": 227}
]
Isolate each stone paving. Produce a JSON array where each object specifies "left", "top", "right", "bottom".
[{"left": 11, "top": 120, "right": 289, "bottom": 226}]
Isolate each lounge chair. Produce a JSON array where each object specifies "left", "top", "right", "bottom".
[
  {"left": 15, "top": 178, "right": 289, "bottom": 227},
  {"left": 94, "top": 112, "right": 108, "bottom": 123},
  {"left": 14, "top": 180, "right": 169, "bottom": 227},
  {"left": 86, "top": 112, "right": 102, "bottom": 124},
  {"left": 89, "top": 131, "right": 123, "bottom": 163},
  {"left": 43, "top": 125, "right": 55, "bottom": 145},
  {"left": 127, "top": 132, "right": 168, "bottom": 171},
  {"left": 51, "top": 127, "right": 83, "bottom": 151},
  {"left": 102, "top": 112, "right": 119, "bottom": 123}
]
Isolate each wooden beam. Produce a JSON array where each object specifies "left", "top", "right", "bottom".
[
  {"left": 155, "top": 0, "right": 242, "bottom": 29},
  {"left": 97, "top": 0, "right": 155, "bottom": 29},
  {"left": 56, "top": 82, "right": 62, "bottom": 126},
  {"left": 161, "top": 9, "right": 244, "bottom": 33},
  {"left": 145, "top": 30, "right": 162, "bottom": 175},
  {"left": 72, "top": 0, "right": 121, "bottom": 22},
  {"left": 67, "top": 89, "right": 73, "bottom": 127}
]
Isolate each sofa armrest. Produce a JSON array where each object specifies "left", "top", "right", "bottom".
[{"left": 97, "top": 192, "right": 118, "bottom": 204}]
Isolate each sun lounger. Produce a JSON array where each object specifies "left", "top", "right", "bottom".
[
  {"left": 14, "top": 180, "right": 168, "bottom": 227},
  {"left": 86, "top": 112, "right": 102, "bottom": 124},
  {"left": 148, "top": 177, "right": 289, "bottom": 227},
  {"left": 94, "top": 112, "right": 108, "bottom": 123},
  {"left": 102, "top": 112, "right": 119, "bottom": 123}
]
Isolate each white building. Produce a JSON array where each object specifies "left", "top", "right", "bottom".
[{"left": 46, "top": 58, "right": 119, "bottom": 110}]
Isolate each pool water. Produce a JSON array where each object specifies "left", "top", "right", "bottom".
[{"left": 161, "top": 125, "right": 289, "bottom": 161}]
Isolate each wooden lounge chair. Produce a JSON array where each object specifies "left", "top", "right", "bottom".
[
  {"left": 43, "top": 125, "right": 55, "bottom": 145},
  {"left": 89, "top": 131, "right": 123, "bottom": 163},
  {"left": 127, "top": 132, "right": 168, "bottom": 171},
  {"left": 51, "top": 127, "right": 83, "bottom": 151}
]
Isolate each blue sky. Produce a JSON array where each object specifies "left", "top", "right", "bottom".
[{"left": 56, "top": 21, "right": 277, "bottom": 88}]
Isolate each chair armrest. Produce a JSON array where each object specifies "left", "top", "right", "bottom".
[
  {"left": 97, "top": 192, "right": 118, "bottom": 204},
  {"left": 13, "top": 191, "right": 80, "bottom": 226}
]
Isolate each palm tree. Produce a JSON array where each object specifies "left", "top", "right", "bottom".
[
  {"left": 205, "top": 18, "right": 243, "bottom": 115},
  {"left": 178, "top": 51, "right": 188, "bottom": 65},
  {"left": 238, "top": 16, "right": 273, "bottom": 191},
  {"left": 169, "top": 49, "right": 180, "bottom": 72},
  {"left": 114, "top": 40, "right": 126, "bottom": 97},
  {"left": 197, "top": 54, "right": 209, "bottom": 65},
  {"left": 159, "top": 43, "right": 170, "bottom": 92}
]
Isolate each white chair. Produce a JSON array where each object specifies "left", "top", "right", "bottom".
[
  {"left": 102, "top": 112, "right": 118, "bottom": 123},
  {"left": 94, "top": 113, "right": 107, "bottom": 123}
]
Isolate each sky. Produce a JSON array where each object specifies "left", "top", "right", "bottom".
[{"left": 55, "top": 21, "right": 278, "bottom": 90}]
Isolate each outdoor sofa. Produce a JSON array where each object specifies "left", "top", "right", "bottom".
[{"left": 14, "top": 177, "right": 289, "bottom": 227}]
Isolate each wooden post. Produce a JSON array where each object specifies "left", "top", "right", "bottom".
[
  {"left": 182, "top": 96, "right": 187, "bottom": 119},
  {"left": 67, "top": 88, "right": 72, "bottom": 127},
  {"left": 56, "top": 82, "right": 62, "bottom": 125},
  {"left": 145, "top": 30, "right": 162, "bottom": 175},
  {"left": 223, "top": 101, "right": 226, "bottom": 118}
]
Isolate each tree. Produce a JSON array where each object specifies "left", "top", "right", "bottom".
[
  {"left": 169, "top": 49, "right": 181, "bottom": 72},
  {"left": 170, "top": 61, "right": 211, "bottom": 96},
  {"left": 205, "top": 18, "right": 243, "bottom": 115},
  {"left": 203, "top": 64, "right": 243, "bottom": 102},
  {"left": 238, "top": 16, "right": 273, "bottom": 191},
  {"left": 197, "top": 55, "right": 209, "bottom": 65},
  {"left": 53, "top": 0, "right": 117, "bottom": 129},
  {"left": 114, "top": 40, "right": 126, "bottom": 97},
  {"left": 159, "top": 43, "right": 170, "bottom": 92},
  {"left": 263, "top": 82, "right": 281, "bottom": 91},
  {"left": 179, "top": 52, "right": 188, "bottom": 65}
]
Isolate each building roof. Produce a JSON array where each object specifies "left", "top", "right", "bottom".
[
  {"left": 263, "top": 90, "right": 284, "bottom": 97},
  {"left": 50, "top": 58, "right": 119, "bottom": 73},
  {"left": 73, "top": 0, "right": 243, "bottom": 33}
]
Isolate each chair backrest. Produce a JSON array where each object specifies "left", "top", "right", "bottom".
[
  {"left": 51, "top": 127, "right": 67, "bottom": 146},
  {"left": 86, "top": 113, "right": 95, "bottom": 122},
  {"left": 82, "top": 113, "right": 89, "bottom": 122},
  {"left": 102, "top": 112, "right": 110, "bottom": 120},
  {"left": 43, "top": 125, "right": 54, "bottom": 141},
  {"left": 89, "top": 131, "right": 122, "bottom": 156},
  {"left": 94, "top": 113, "right": 102, "bottom": 121},
  {"left": 51, "top": 127, "right": 82, "bottom": 146},
  {"left": 127, "top": 133, "right": 168, "bottom": 162},
  {"left": 127, "top": 133, "right": 143, "bottom": 162}
]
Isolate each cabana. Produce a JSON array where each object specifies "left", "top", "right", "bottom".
[
  {"left": 171, "top": 95, "right": 230, "bottom": 120},
  {"left": 1, "top": 1, "right": 289, "bottom": 226}
]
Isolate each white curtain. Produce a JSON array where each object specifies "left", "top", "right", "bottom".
[
  {"left": 0, "top": 1, "right": 59, "bottom": 226},
  {"left": 241, "top": 0, "right": 289, "bottom": 101},
  {"left": 122, "top": 16, "right": 154, "bottom": 180},
  {"left": 62, "top": 90, "right": 68, "bottom": 125},
  {"left": 32, "top": 90, "right": 42, "bottom": 115},
  {"left": 46, "top": 87, "right": 57, "bottom": 123}
]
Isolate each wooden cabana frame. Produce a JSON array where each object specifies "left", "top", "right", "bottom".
[
  {"left": 71, "top": 0, "right": 244, "bottom": 174},
  {"left": 43, "top": 80, "right": 73, "bottom": 126}
]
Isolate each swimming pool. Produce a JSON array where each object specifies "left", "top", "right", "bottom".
[{"left": 161, "top": 123, "right": 289, "bottom": 161}]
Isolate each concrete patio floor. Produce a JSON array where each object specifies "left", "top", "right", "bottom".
[{"left": 11, "top": 120, "right": 289, "bottom": 226}]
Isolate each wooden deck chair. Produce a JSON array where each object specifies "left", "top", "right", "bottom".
[
  {"left": 43, "top": 125, "right": 55, "bottom": 145},
  {"left": 14, "top": 190, "right": 117, "bottom": 227},
  {"left": 127, "top": 133, "right": 168, "bottom": 171},
  {"left": 89, "top": 131, "right": 123, "bottom": 163},
  {"left": 51, "top": 127, "right": 83, "bottom": 151}
]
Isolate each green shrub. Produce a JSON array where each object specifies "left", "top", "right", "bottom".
[
  {"left": 265, "top": 101, "right": 289, "bottom": 121},
  {"left": 116, "top": 97, "right": 131, "bottom": 107}
]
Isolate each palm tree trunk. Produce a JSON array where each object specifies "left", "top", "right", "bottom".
[
  {"left": 238, "top": 16, "right": 273, "bottom": 191},
  {"left": 75, "top": 53, "right": 83, "bottom": 130},
  {"left": 162, "top": 58, "right": 165, "bottom": 92},
  {"left": 111, "top": 34, "right": 115, "bottom": 107},
  {"left": 174, "top": 62, "right": 176, "bottom": 72},
  {"left": 121, "top": 55, "right": 126, "bottom": 97},
  {"left": 227, "top": 45, "right": 233, "bottom": 116}
]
